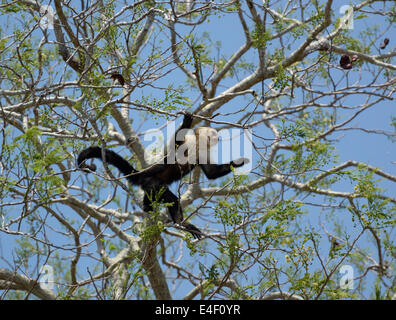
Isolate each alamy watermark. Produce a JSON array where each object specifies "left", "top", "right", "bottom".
[
  {"left": 339, "top": 5, "right": 354, "bottom": 30},
  {"left": 339, "top": 264, "right": 354, "bottom": 290},
  {"left": 39, "top": 5, "right": 55, "bottom": 30},
  {"left": 39, "top": 264, "right": 54, "bottom": 291}
]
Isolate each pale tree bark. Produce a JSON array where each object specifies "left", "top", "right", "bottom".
[{"left": 0, "top": 269, "right": 57, "bottom": 300}]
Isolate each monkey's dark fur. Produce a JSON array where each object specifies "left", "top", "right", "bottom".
[{"left": 77, "top": 114, "right": 248, "bottom": 239}]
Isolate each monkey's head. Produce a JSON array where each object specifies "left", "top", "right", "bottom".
[
  {"left": 180, "top": 127, "right": 218, "bottom": 164},
  {"left": 195, "top": 126, "right": 219, "bottom": 149},
  {"left": 183, "top": 127, "right": 218, "bottom": 150}
]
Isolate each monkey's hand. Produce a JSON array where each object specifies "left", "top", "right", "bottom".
[
  {"left": 231, "top": 157, "right": 250, "bottom": 168},
  {"left": 79, "top": 163, "right": 97, "bottom": 173}
]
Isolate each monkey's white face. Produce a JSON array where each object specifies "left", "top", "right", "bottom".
[
  {"left": 177, "top": 127, "right": 218, "bottom": 165},
  {"left": 196, "top": 127, "right": 218, "bottom": 148}
]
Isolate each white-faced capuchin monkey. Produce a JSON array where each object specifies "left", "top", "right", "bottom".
[{"left": 77, "top": 113, "right": 249, "bottom": 239}]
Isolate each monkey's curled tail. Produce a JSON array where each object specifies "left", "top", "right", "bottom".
[
  {"left": 77, "top": 146, "right": 139, "bottom": 184},
  {"left": 77, "top": 146, "right": 203, "bottom": 240}
]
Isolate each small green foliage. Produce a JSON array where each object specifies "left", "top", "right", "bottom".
[
  {"left": 273, "top": 63, "right": 291, "bottom": 91},
  {"left": 251, "top": 23, "right": 272, "bottom": 49},
  {"left": 268, "top": 201, "right": 305, "bottom": 223},
  {"left": 0, "top": 3, "right": 21, "bottom": 13},
  {"left": 140, "top": 188, "right": 168, "bottom": 242},
  {"left": 290, "top": 140, "right": 334, "bottom": 173},
  {"left": 347, "top": 167, "right": 395, "bottom": 229},
  {"left": 277, "top": 118, "right": 307, "bottom": 142},
  {"left": 140, "top": 88, "right": 191, "bottom": 117},
  {"left": 214, "top": 199, "right": 243, "bottom": 226},
  {"left": 199, "top": 262, "right": 220, "bottom": 281}
]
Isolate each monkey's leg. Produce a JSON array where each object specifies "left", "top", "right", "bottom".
[{"left": 160, "top": 188, "right": 202, "bottom": 240}]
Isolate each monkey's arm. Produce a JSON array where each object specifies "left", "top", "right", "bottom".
[
  {"left": 172, "top": 112, "right": 194, "bottom": 150},
  {"left": 199, "top": 158, "right": 249, "bottom": 179},
  {"left": 179, "top": 112, "right": 194, "bottom": 130}
]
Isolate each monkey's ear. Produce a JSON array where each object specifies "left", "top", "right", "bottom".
[
  {"left": 380, "top": 38, "right": 389, "bottom": 50},
  {"left": 340, "top": 54, "right": 352, "bottom": 70}
]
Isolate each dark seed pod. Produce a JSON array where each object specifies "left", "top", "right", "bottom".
[
  {"left": 109, "top": 72, "right": 125, "bottom": 86},
  {"left": 340, "top": 54, "right": 352, "bottom": 70},
  {"left": 380, "top": 38, "right": 389, "bottom": 50}
]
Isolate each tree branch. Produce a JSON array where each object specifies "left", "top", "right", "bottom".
[{"left": 0, "top": 268, "right": 56, "bottom": 300}]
